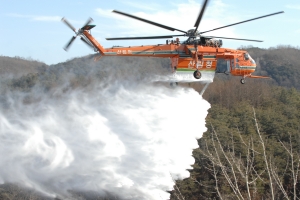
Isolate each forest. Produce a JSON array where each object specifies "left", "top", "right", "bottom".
[
  {"left": 171, "top": 78, "right": 300, "bottom": 200},
  {"left": 0, "top": 46, "right": 300, "bottom": 199}
]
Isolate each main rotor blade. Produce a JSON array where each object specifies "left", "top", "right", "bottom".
[
  {"left": 106, "top": 34, "right": 186, "bottom": 40},
  {"left": 64, "top": 36, "right": 76, "bottom": 51},
  {"left": 204, "top": 36, "right": 263, "bottom": 42},
  {"left": 80, "top": 37, "right": 94, "bottom": 48},
  {"left": 83, "top": 17, "right": 93, "bottom": 27},
  {"left": 194, "top": 0, "right": 209, "bottom": 32},
  {"left": 112, "top": 10, "right": 187, "bottom": 34},
  {"left": 200, "top": 11, "right": 284, "bottom": 34},
  {"left": 62, "top": 17, "right": 76, "bottom": 33}
]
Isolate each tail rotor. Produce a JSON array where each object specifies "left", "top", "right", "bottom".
[{"left": 61, "top": 17, "right": 94, "bottom": 51}]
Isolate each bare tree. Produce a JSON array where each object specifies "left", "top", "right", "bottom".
[
  {"left": 194, "top": 108, "right": 300, "bottom": 200},
  {"left": 253, "top": 107, "right": 275, "bottom": 200},
  {"left": 269, "top": 133, "right": 300, "bottom": 200},
  {"left": 200, "top": 124, "right": 265, "bottom": 200},
  {"left": 170, "top": 173, "right": 185, "bottom": 200}
]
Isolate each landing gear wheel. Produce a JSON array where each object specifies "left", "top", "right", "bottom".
[
  {"left": 240, "top": 79, "right": 245, "bottom": 84},
  {"left": 193, "top": 70, "right": 201, "bottom": 79}
]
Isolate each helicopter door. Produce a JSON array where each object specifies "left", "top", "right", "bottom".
[
  {"left": 227, "top": 60, "right": 231, "bottom": 72},
  {"left": 231, "top": 59, "right": 235, "bottom": 71},
  {"left": 235, "top": 58, "right": 241, "bottom": 75}
]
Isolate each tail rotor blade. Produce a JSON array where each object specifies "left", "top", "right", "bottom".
[
  {"left": 83, "top": 17, "right": 93, "bottom": 27},
  {"left": 62, "top": 17, "right": 77, "bottom": 33},
  {"left": 64, "top": 36, "right": 77, "bottom": 51},
  {"left": 80, "top": 37, "right": 94, "bottom": 49}
]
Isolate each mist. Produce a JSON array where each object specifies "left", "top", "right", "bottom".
[{"left": 0, "top": 56, "right": 211, "bottom": 199}]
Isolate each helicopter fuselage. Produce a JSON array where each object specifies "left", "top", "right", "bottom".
[{"left": 83, "top": 30, "right": 258, "bottom": 82}]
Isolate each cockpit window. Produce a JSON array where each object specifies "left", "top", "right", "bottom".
[
  {"left": 248, "top": 54, "right": 256, "bottom": 64},
  {"left": 244, "top": 53, "right": 256, "bottom": 64}
]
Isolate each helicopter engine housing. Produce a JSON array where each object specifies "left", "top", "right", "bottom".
[{"left": 205, "top": 39, "right": 222, "bottom": 47}]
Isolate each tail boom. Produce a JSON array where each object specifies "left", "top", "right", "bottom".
[{"left": 82, "top": 31, "right": 106, "bottom": 55}]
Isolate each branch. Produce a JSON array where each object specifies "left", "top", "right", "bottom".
[
  {"left": 170, "top": 173, "right": 185, "bottom": 200},
  {"left": 211, "top": 125, "right": 244, "bottom": 200},
  {"left": 269, "top": 158, "right": 290, "bottom": 199},
  {"left": 253, "top": 107, "right": 275, "bottom": 200}
]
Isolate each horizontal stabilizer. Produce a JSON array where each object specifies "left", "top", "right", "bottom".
[{"left": 81, "top": 25, "right": 96, "bottom": 31}]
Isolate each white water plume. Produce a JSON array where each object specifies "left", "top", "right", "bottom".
[{"left": 0, "top": 57, "right": 210, "bottom": 199}]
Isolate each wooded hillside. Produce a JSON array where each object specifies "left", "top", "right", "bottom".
[
  {"left": 243, "top": 45, "right": 300, "bottom": 89},
  {"left": 171, "top": 78, "right": 300, "bottom": 200},
  {"left": 0, "top": 56, "right": 47, "bottom": 78}
]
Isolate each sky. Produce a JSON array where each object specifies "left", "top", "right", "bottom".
[{"left": 0, "top": 0, "right": 299, "bottom": 65}]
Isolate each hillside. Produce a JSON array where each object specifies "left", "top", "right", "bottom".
[
  {"left": 171, "top": 78, "right": 300, "bottom": 199},
  {"left": 242, "top": 45, "right": 300, "bottom": 89},
  {"left": 0, "top": 56, "right": 47, "bottom": 78}
]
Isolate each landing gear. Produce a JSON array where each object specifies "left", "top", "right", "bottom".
[
  {"left": 240, "top": 78, "right": 245, "bottom": 84},
  {"left": 193, "top": 70, "right": 201, "bottom": 79}
]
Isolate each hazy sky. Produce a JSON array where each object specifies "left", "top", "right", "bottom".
[{"left": 1, "top": 0, "right": 299, "bottom": 64}]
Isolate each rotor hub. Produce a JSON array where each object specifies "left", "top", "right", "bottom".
[{"left": 186, "top": 29, "right": 200, "bottom": 38}]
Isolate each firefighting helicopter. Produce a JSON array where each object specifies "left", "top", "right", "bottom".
[{"left": 62, "top": 0, "right": 284, "bottom": 84}]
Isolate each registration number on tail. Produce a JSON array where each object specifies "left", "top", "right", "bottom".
[{"left": 117, "top": 50, "right": 133, "bottom": 55}]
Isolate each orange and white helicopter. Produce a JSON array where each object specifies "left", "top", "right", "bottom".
[{"left": 62, "top": 0, "right": 283, "bottom": 84}]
